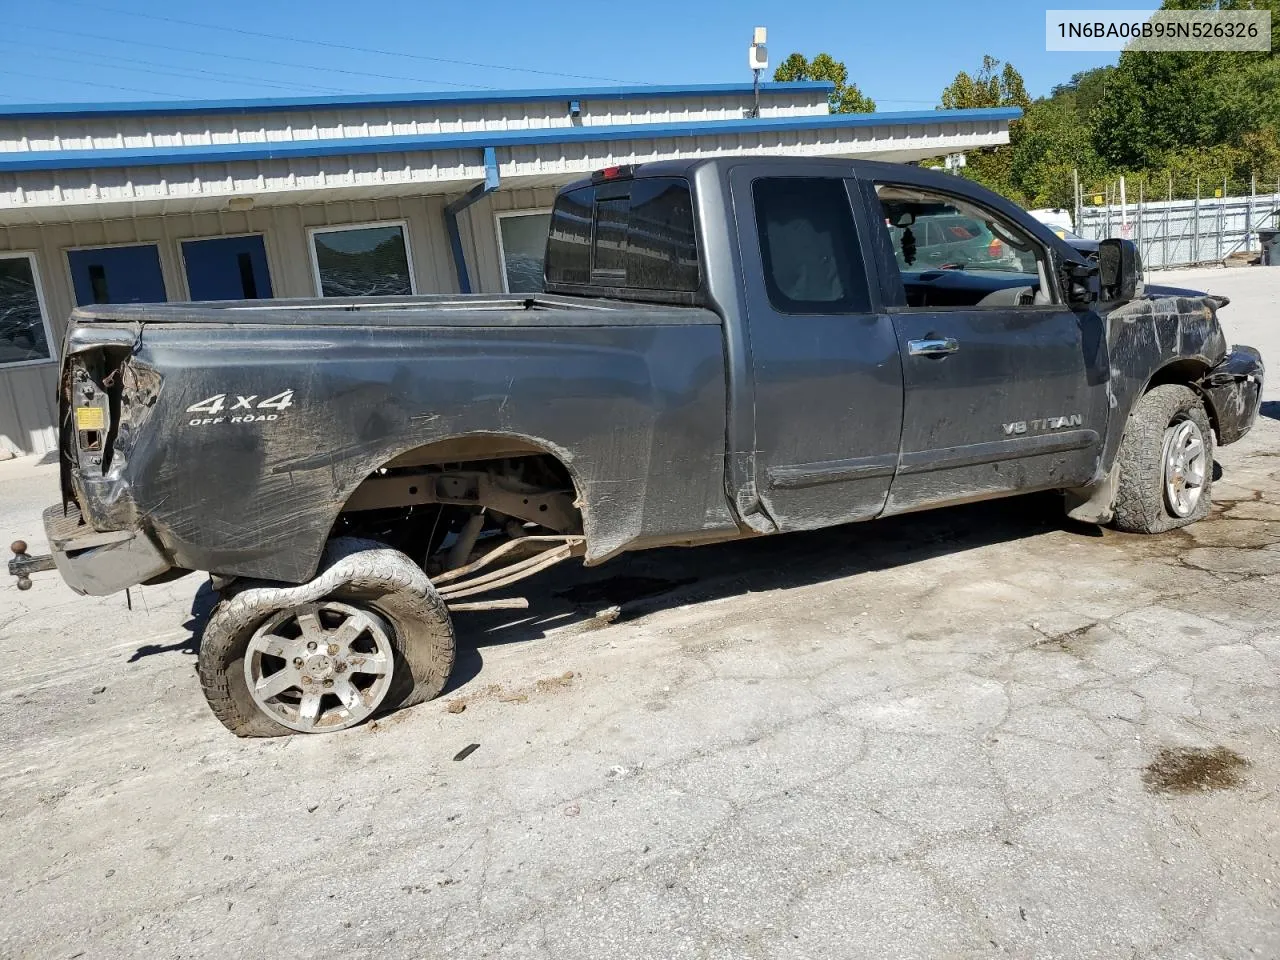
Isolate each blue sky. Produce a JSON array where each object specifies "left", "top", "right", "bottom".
[{"left": 0, "top": 0, "right": 1147, "bottom": 107}]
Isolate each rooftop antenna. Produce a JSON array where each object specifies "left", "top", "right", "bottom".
[{"left": 748, "top": 27, "right": 768, "bottom": 118}]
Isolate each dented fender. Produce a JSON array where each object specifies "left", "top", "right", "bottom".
[
  {"left": 1099, "top": 292, "right": 1230, "bottom": 472},
  {"left": 1198, "top": 345, "right": 1265, "bottom": 445},
  {"left": 1067, "top": 290, "right": 1263, "bottom": 524}
]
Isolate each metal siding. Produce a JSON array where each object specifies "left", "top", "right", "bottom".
[
  {"left": 0, "top": 89, "right": 832, "bottom": 156},
  {"left": 0, "top": 362, "right": 57, "bottom": 456},
  {"left": 0, "top": 113, "right": 1018, "bottom": 224},
  {"left": 0, "top": 137, "right": 978, "bottom": 218},
  {"left": 0, "top": 81, "right": 835, "bottom": 119},
  {"left": 0, "top": 195, "right": 462, "bottom": 453}
]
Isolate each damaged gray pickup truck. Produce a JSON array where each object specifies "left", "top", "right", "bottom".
[{"left": 12, "top": 157, "right": 1264, "bottom": 736}]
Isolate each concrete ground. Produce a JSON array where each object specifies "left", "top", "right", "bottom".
[{"left": 1, "top": 266, "right": 1278, "bottom": 960}]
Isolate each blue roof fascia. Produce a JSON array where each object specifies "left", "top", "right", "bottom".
[
  {"left": 0, "top": 108, "right": 1023, "bottom": 173},
  {"left": 0, "top": 81, "right": 838, "bottom": 120}
]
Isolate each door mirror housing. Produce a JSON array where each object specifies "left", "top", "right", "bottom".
[
  {"left": 1063, "top": 257, "right": 1098, "bottom": 305},
  {"left": 1097, "top": 238, "right": 1142, "bottom": 302}
]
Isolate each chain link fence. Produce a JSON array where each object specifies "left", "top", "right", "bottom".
[{"left": 1073, "top": 174, "right": 1280, "bottom": 269}]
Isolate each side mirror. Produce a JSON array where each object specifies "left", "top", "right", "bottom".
[
  {"left": 1097, "top": 238, "right": 1142, "bottom": 301},
  {"left": 1064, "top": 258, "right": 1097, "bottom": 305}
]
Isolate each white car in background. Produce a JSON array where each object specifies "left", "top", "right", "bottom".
[{"left": 1027, "top": 207, "right": 1075, "bottom": 233}]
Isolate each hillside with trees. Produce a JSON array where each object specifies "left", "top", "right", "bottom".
[{"left": 777, "top": 0, "right": 1280, "bottom": 208}]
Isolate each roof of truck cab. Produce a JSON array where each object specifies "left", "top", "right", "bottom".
[
  {"left": 563, "top": 156, "right": 987, "bottom": 193},
  {"left": 559, "top": 155, "right": 1092, "bottom": 269}
]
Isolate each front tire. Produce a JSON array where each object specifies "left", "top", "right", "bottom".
[
  {"left": 197, "top": 538, "right": 455, "bottom": 737},
  {"left": 1112, "top": 384, "right": 1214, "bottom": 534}
]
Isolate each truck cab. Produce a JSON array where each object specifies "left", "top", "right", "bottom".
[{"left": 544, "top": 158, "right": 1117, "bottom": 534}]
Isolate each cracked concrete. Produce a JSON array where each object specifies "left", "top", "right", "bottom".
[{"left": 1, "top": 266, "right": 1278, "bottom": 959}]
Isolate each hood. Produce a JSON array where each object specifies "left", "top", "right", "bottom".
[{"left": 1143, "top": 283, "right": 1229, "bottom": 309}]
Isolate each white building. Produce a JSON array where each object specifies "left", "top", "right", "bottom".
[{"left": 0, "top": 81, "right": 1018, "bottom": 455}]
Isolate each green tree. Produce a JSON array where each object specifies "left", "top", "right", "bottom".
[
  {"left": 935, "top": 56, "right": 1032, "bottom": 201},
  {"left": 940, "top": 55, "right": 1031, "bottom": 112},
  {"left": 773, "top": 52, "right": 876, "bottom": 113},
  {"left": 1048, "top": 66, "right": 1113, "bottom": 120},
  {"left": 1008, "top": 96, "right": 1107, "bottom": 207},
  {"left": 1091, "top": 0, "right": 1280, "bottom": 168}
]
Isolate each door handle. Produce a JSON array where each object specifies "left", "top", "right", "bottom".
[{"left": 908, "top": 337, "right": 959, "bottom": 357}]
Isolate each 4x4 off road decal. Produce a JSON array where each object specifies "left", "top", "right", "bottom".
[{"left": 186, "top": 390, "right": 294, "bottom": 426}]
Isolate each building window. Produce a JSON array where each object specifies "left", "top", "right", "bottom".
[
  {"left": 0, "top": 252, "right": 54, "bottom": 367},
  {"left": 309, "top": 222, "right": 414, "bottom": 297},
  {"left": 496, "top": 211, "right": 552, "bottom": 293},
  {"left": 181, "top": 234, "right": 274, "bottom": 301},
  {"left": 67, "top": 244, "right": 167, "bottom": 305}
]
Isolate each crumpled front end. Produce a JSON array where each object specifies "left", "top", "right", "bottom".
[{"left": 1200, "top": 345, "right": 1265, "bottom": 446}]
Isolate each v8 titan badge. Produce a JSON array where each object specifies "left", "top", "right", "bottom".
[{"left": 186, "top": 390, "right": 294, "bottom": 426}]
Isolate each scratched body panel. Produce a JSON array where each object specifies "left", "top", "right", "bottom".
[
  {"left": 82, "top": 316, "right": 733, "bottom": 582},
  {"left": 1100, "top": 290, "right": 1233, "bottom": 470}
]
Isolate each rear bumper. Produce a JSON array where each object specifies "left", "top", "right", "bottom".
[
  {"left": 1202, "top": 345, "right": 1265, "bottom": 446},
  {"left": 43, "top": 503, "right": 171, "bottom": 596}
]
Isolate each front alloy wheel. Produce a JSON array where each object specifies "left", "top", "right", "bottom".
[
  {"left": 1112, "top": 384, "right": 1215, "bottom": 534},
  {"left": 243, "top": 601, "right": 395, "bottom": 732},
  {"left": 1162, "top": 418, "right": 1207, "bottom": 518}
]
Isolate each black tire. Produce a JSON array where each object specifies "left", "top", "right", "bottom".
[
  {"left": 1112, "top": 384, "right": 1214, "bottom": 534},
  {"left": 197, "top": 538, "right": 454, "bottom": 737}
]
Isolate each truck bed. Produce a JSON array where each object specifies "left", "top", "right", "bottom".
[{"left": 58, "top": 291, "right": 735, "bottom": 584}]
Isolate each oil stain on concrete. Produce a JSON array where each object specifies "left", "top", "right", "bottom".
[{"left": 1143, "top": 746, "right": 1249, "bottom": 794}]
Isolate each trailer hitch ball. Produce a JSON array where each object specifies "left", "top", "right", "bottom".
[{"left": 11, "top": 541, "right": 33, "bottom": 591}]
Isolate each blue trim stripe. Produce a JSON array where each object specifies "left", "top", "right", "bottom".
[
  {"left": 0, "top": 109, "right": 1021, "bottom": 174},
  {"left": 0, "top": 81, "right": 837, "bottom": 120}
]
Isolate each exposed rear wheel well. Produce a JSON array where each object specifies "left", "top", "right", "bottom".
[{"left": 331, "top": 436, "right": 585, "bottom": 575}]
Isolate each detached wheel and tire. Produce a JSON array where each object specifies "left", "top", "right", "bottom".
[
  {"left": 1113, "top": 384, "right": 1214, "bottom": 534},
  {"left": 197, "top": 538, "right": 454, "bottom": 737}
]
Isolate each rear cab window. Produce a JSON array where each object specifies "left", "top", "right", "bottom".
[{"left": 545, "top": 175, "right": 700, "bottom": 301}]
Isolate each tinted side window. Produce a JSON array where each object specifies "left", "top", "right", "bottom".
[
  {"left": 752, "top": 178, "right": 870, "bottom": 314},
  {"left": 544, "top": 177, "right": 699, "bottom": 292}
]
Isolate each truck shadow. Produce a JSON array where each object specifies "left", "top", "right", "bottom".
[
  {"left": 157, "top": 491, "right": 1092, "bottom": 692},
  {"left": 451, "top": 491, "right": 1084, "bottom": 662},
  {"left": 127, "top": 582, "right": 218, "bottom": 663},
  {"left": 1261, "top": 401, "right": 1279, "bottom": 421}
]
